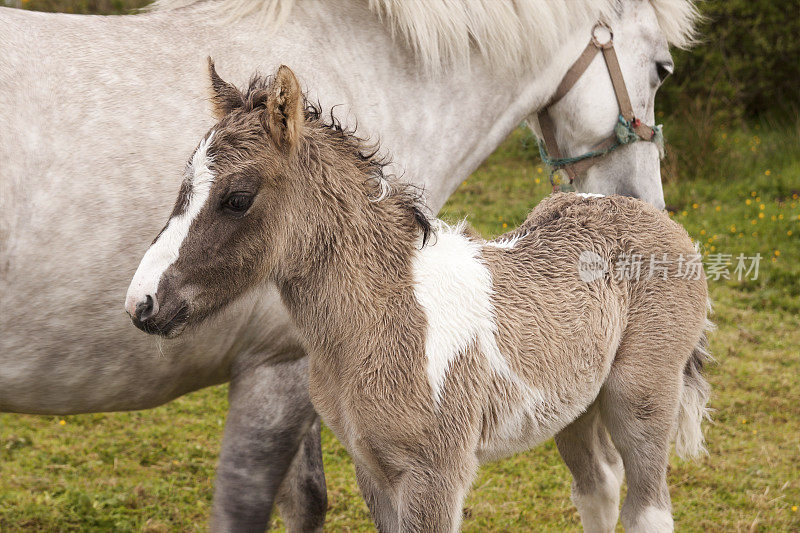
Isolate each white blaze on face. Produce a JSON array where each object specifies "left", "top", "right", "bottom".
[
  {"left": 124, "top": 132, "right": 216, "bottom": 315},
  {"left": 412, "top": 221, "right": 517, "bottom": 404}
]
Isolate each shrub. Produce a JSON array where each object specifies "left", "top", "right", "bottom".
[{"left": 659, "top": 0, "right": 800, "bottom": 122}]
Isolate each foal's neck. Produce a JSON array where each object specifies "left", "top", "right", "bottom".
[{"left": 275, "top": 187, "right": 421, "bottom": 359}]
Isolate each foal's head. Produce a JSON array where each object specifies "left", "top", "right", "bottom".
[{"left": 125, "top": 61, "right": 428, "bottom": 337}]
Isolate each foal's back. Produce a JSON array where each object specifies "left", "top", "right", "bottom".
[{"left": 463, "top": 193, "right": 707, "bottom": 461}]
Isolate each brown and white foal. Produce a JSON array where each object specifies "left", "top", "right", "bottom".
[{"left": 126, "top": 63, "right": 711, "bottom": 532}]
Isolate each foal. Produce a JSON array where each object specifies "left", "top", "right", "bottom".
[{"left": 127, "top": 63, "right": 711, "bottom": 532}]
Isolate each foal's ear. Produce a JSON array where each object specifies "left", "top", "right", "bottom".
[
  {"left": 264, "top": 65, "right": 304, "bottom": 153},
  {"left": 207, "top": 58, "right": 243, "bottom": 119}
]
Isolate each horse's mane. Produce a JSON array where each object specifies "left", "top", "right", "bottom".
[
  {"left": 149, "top": 0, "right": 700, "bottom": 73},
  {"left": 306, "top": 101, "right": 433, "bottom": 245},
  {"left": 235, "top": 75, "right": 433, "bottom": 246}
]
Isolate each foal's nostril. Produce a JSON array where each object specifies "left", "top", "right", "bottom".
[{"left": 135, "top": 294, "right": 159, "bottom": 323}]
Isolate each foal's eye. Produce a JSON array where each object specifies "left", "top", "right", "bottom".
[{"left": 222, "top": 193, "right": 254, "bottom": 213}]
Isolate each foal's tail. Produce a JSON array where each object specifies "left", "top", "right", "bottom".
[{"left": 674, "top": 314, "right": 714, "bottom": 460}]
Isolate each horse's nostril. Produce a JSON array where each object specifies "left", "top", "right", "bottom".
[{"left": 135, "top": 294, "right": 159, "bottom": 322}]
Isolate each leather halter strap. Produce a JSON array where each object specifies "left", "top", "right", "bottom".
[{"left": 537, "top": 23, "right": 659, "bottom": 186}]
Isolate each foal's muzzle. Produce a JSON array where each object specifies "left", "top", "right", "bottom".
[{"left": 128, "top": 293, "right": 189, "bottom": 337}]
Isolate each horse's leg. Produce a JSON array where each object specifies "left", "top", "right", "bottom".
[
  {"left": 354, "top": 461, "right": 399, "bottom": 532},
  {"left": 275, "top": 417, "right": 327, "bottom": 532},
  {"left": 211, "top": 357, "right": 326, "bottom": 533},
  {"left": 555, "top": 403, "right": 624, "bottom": 533},
  {"left": 598, "top": 343, "right": 683, "bottom": 533},
  {"left": 394, "top": 456, "right": 476, "bottom": 532}
]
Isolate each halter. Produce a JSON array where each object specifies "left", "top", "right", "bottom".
[{"left": 536, "top": 22, "right": 664, "bottom": 191}]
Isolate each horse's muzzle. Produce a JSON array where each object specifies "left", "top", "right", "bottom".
[{"left": 129, "top": 295, "right": 190, "bottom": 338}]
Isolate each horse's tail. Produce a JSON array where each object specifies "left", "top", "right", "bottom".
[{"left": 674, "top": 310, "right": 714, "bottom": 460}]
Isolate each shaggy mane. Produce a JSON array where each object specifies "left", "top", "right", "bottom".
[
  {"left": 236, "top": 75, "right": 433, "bottom": 246},
  {"left": 150, "top": 0, "right": 701, "bottom": 73}
]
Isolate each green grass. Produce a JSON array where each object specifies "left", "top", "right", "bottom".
[{"left": 2, "top": 123, "right": 799, "bottom": 531}]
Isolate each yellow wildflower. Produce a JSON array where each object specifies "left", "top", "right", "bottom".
[
  {"left": 775, "top": 250, "right": 780, "bottom": 256},
  {"left": 715, "top": 206, "right": 721, "bottom": 212},
  {"left": 746, "top": 199, "right": 752, "bottom": 205},
  {"left": 502, "top": 222, "right": 507, "bottom": 228},
  {"left": 59, "top": 420, "right": 66, "bottom": 426},
  {"left": 537, "top": 167, "right": 543, "bottom": 174},
  {"left": 792, "top": 506, "right": 798, "bottom": 512},
  {"left": 700, "top": 229, "right": 706, "bottom": 235},
  {"left": 788, "top": 230, "right": 793, "bottom": 236},
  {"left": 535, "top": 178, "right": 541, "bottom": 184},
  {"left": 692, "top": 203, "right": 699, "bottom": 209},
  {"left": 765, "top": 170, "right": 771, "bottom": 176},
  {"left": 758, "top": 212, "right": 764, "bottom": 219},
  {"left": 751, "top": 191, "right": 757, "bottom": 197}
]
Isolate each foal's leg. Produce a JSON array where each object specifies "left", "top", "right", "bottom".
[
  {"left": 212, "top": 357, "right": 326, "bottom": 533},
  {"left": 354, "top": 462, "right": 399, "bottom": 532},
  {"left": 395, "top": 457, "right": 477, "bottom": 532},
  {"left": 598, "top": 349, "right": 683, "bottom": 533},
  {"left": 555, "top": 403, "right": 624, "bottom": 533}
]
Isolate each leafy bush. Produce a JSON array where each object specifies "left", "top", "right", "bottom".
[
  {"left": 10, "top": 0, "right": 148, "bottom": 14},
  {"left": 659, "top": 0, "right": 800, "bottom": 121}
]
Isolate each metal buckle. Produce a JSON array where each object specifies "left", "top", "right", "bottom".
[{"left": 591, "top": 22, "right": 613, "bottom": 48}]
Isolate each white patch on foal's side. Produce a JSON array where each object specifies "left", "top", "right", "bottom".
[
  {"left": 125, "top": 132, "right": 215, "bottom": 313},
  {"left": 576, "top": 192, "right": 606, "bottom": 198},
  {"left": 412, "top": 221, "right": 517, "bottom": 404}
]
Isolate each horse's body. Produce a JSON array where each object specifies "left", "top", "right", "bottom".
[
  {"left": 304, "top": 195, "right": 711, "bottom": 532},
  {"left": 1, "top": 0, "right": 699, "bottom": 529},
  {"left": 126, "top": 65, "right": 712, "bottom": 531}
]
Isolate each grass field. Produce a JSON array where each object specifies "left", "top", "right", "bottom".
[{"left": 2, "top": 119, "right": 799, "bottom": 531}]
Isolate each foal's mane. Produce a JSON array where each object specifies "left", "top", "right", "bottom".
[
  {"left": 150, "top": 0, "right": 701, "bottom": 73},
  {"left": 236, "top": 75, "right": 433, "bottom": 246}
]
